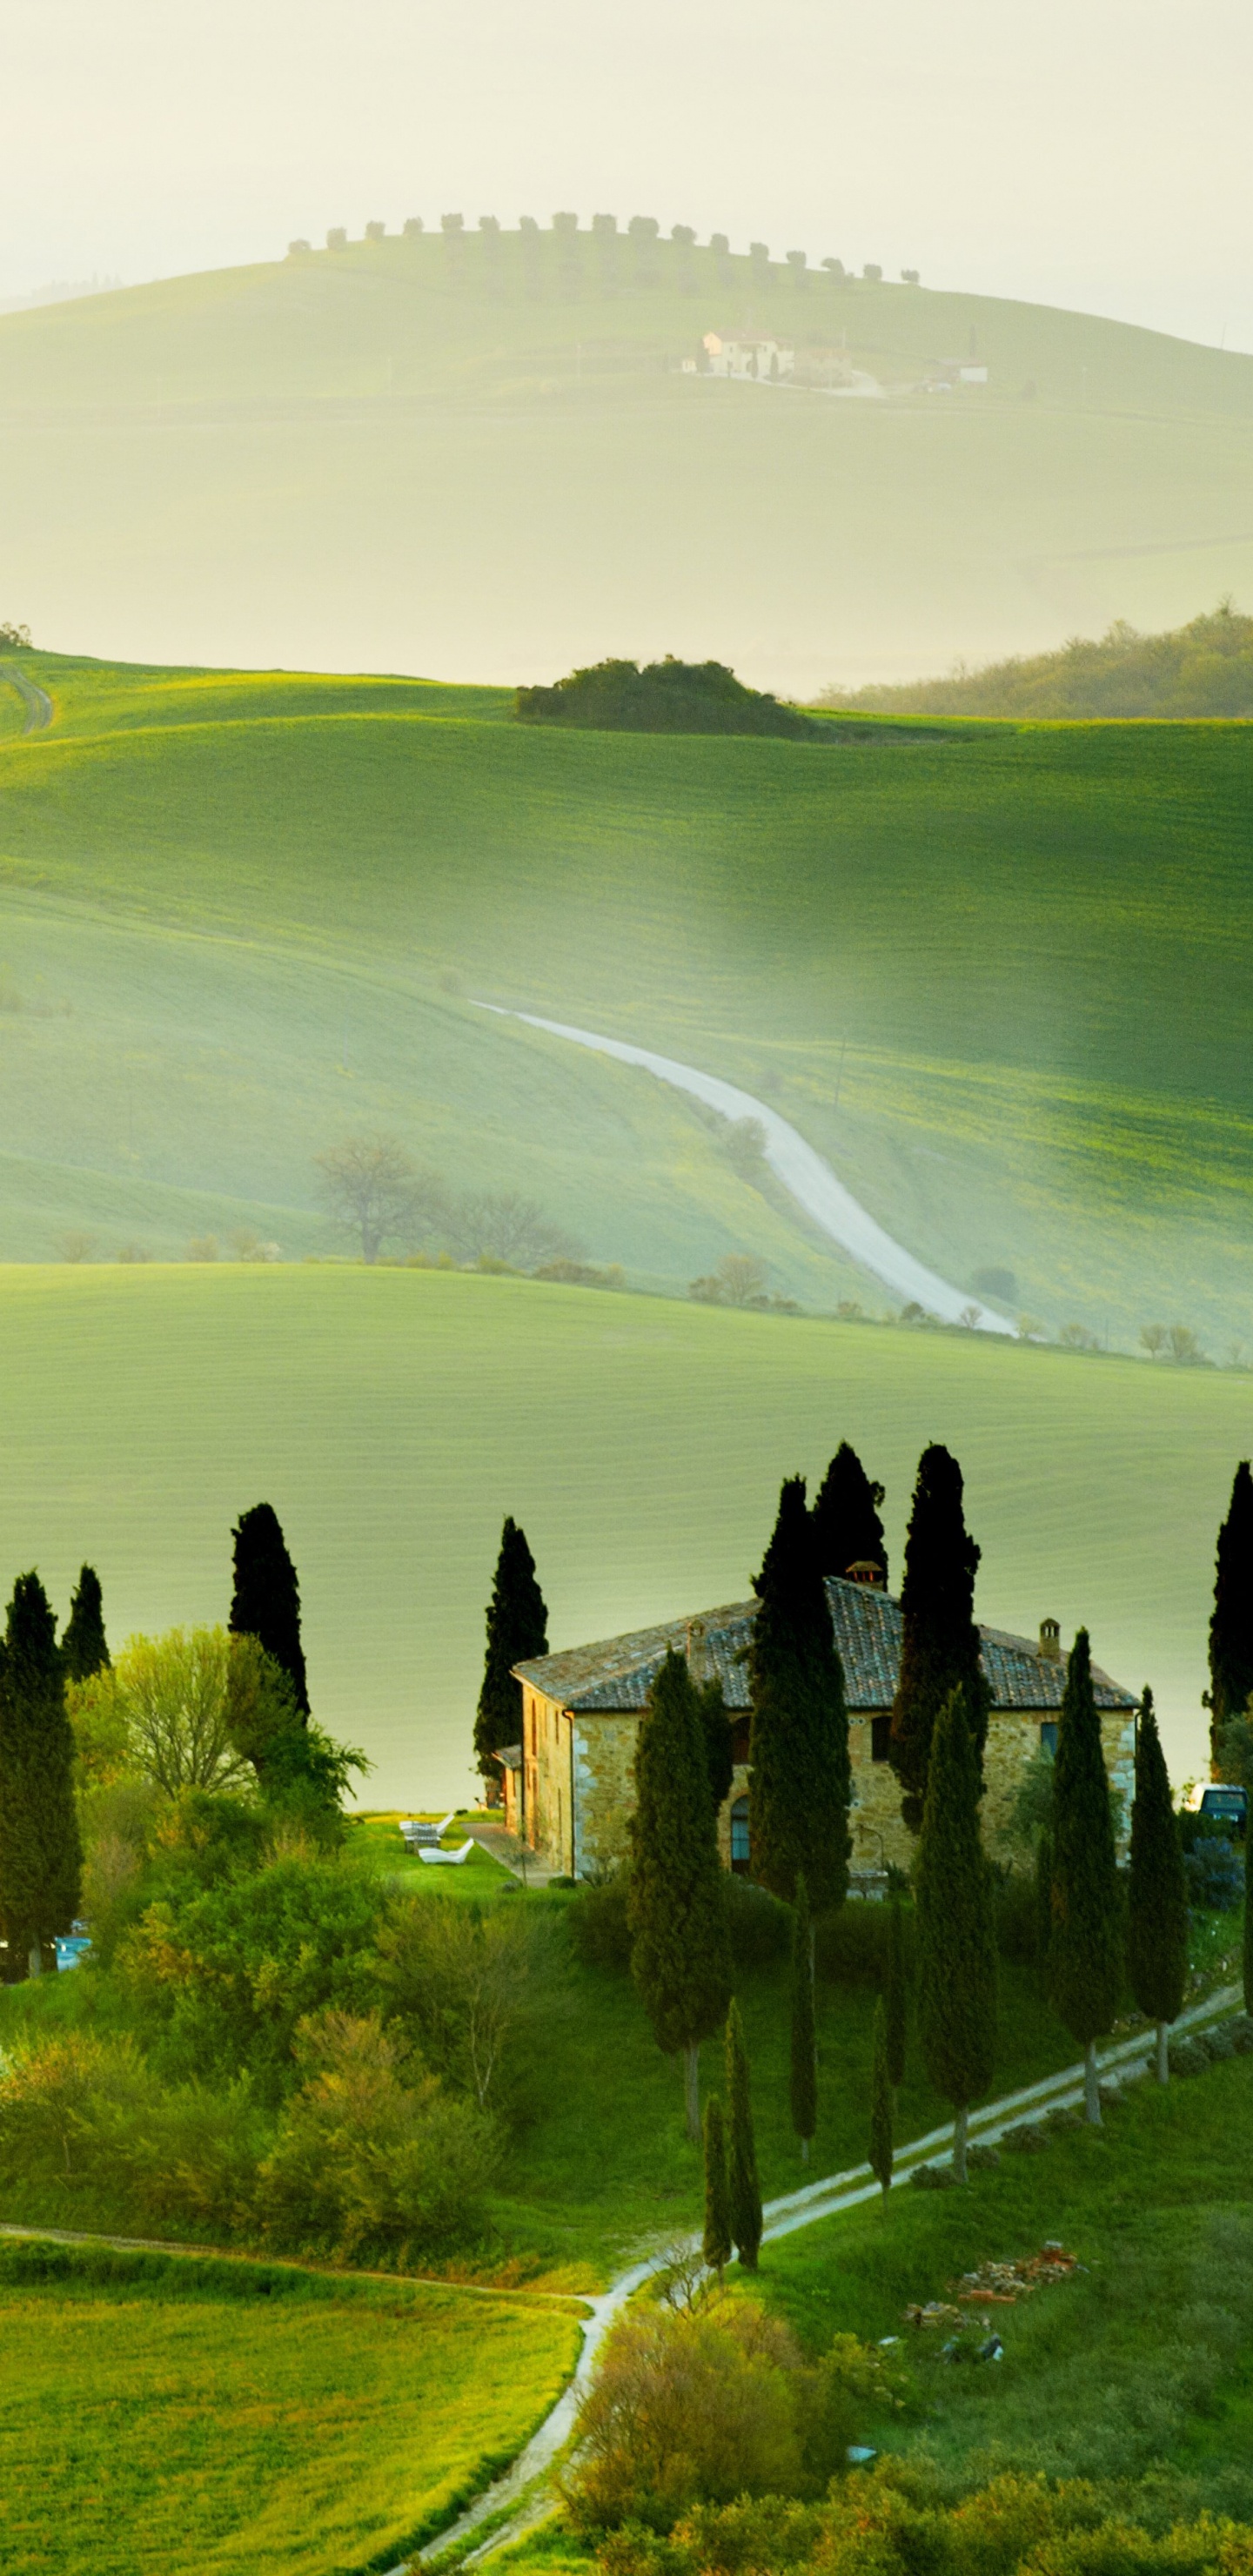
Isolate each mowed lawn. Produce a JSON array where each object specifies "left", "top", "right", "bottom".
[
  {"left": 0, "top": 1263, "right": 1247, "bottom": 1802},
  {"left": 0, "top": 2247, "right": 580, "bottom": 2576}
]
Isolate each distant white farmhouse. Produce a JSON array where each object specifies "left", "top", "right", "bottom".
[{"left": 701, "top": 332, "right": 794, "bottom": 382}]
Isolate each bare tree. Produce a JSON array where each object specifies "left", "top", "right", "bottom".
[
  {"left": 315, "top": 1134, "right": 446, "bottom": 1263},
  {"left": 451, "top": 1191, "right": 578, "bottom": 1270},
  {"left": 55, "top": 1231, "right": 96, "bottom": 1264},
  {"left": 1167, "top": 1322, "right": 1203, "bottom": 1365},
  {"left": 1140, "top": 1324, "right": 1167, "bottom": 1359}
]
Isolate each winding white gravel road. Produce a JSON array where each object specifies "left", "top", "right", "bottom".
[
  {"left": 477, "top": 1005, "right": 1013, "bottom": 1333},
  {"left": 3, "top": 661, "right": 53, "bottom": 733}
]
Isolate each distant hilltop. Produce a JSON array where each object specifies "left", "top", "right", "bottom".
[
  {"left": 823, "top": 602, "right": 1253, "bottom": 720},
  {"left": 283, "top": 211, "right": 920, "bottom": 295}
]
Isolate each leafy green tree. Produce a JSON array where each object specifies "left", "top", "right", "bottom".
[
  {"left": 868, "top": 1997, "right": 894, "bottom": 2207},
  {"left": 226, "top": 1633, "right": 366, "bottom": 1832},
  {"left": 0, "top": 1573, "right": 83, "bottom": 1976},
  {"left": 1208, "top": 1463, "right": 1253, "bottom": 1761},
  {"left": 915, "top": 1687, "right": 997, "bottom": 2181},
  {"left": 229, "top": 1502, "right": 309, "bottom": 1716},
  {"left": 884, "top": 1895, "right": 907, "bottom": 2086},
  {"left": 701, "top": 2095, "right": 732, "bottom": 2277},
  {"left": 1049, "top": 1628, "right": 1122, "bottom": 2122},
  {"left": 789, "top": 1872, "right": 816, "bottom": 2163},
  {"left": 474, "top": 1519, "right": 548, "bottom": 1783},
  {"left": 748, "top": 1478, "right": 851, "bottom": 1912},
  {"left": 1127, "top": 1689, "right": 1188, "bottom": 2083},
  {"left": 726, "top": 1999, "right": 762, "bottom": 2268},
  {"left": 811, "top": 1443, "right": 888, "bottom": 1584},
  {"left": 627, "top": 1650, "right": 733, "bottom": 2139},
  {"left": 889, "top": 1445, "right": 988, "bottom": 1832},
  {"left": 61, "top": 1566, "right": 110, "bottom": 1680}
]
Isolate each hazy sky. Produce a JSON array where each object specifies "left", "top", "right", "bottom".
[{"left": 4, "top": 0, "right": 1251, "bottom": 347}]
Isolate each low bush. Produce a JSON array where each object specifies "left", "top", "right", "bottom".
[
  {"left": 565, "top": 2291, "right": 903, "bottom": 2532},
  {"left": 256, "top": 2009, "right": 497, "bottom": 2260},
  {"left": 1184, "top": 1837, "right": 1244, "bottom": 1912},
  {"left": 377, "top": 1891, "right": 540, "bottom": 2113},
  {"left": 571, "top": 1868, "right": 792, "bottom": 1976},
  {"left": 722, "top": 1875, "right": 791, "bottom": 1969}
]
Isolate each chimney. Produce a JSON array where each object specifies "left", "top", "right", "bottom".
[
  {"left": 684, "top": 1617, "right": 707, "bottom": 1679},
  {"left": 1039, "top": 1617, "right": 1061, "bottom": 1662}
]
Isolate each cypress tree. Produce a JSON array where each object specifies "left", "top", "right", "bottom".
[
  {"left": 1034, "top": 1825, "right": 1055, "bottom": 1982},
  {"left": 700, "top": 1674, "right": 735, "bottom": 1813},
  {"left": 701, "top": 2096, "right": 732, "bottom": 2277},
  {"left": 1049, "top": 1628, "right": 1122, "bottom": 2123},
  {"left": 627, "top": 1649, "right": 732, "bottom": 2139},
  {"left": 229, "top": 1504, "right": 309, "bottom": 1716},
  {"left": 915, "top": 1686, "right": 997, "bottom": 2183},
  {"left": 1127, "top": 1689, "right": 1188, "bottom": 2084},
  {"left": 726, "top": 1999, "right": 762, "bottom": 2269},
  {"left": 889, "top": 1445, "right": 989, "bottom": 1833},
  {"left": 868, "top": 1996, "right": 894, "bottom": 2209},
  {"left": 0, "top": 1573, "right": 83, "bottom": 1977},
  {"left": 474, "top": 1518, "right": 548, "bottom": 1783},
  {"left": 1244, "top": 1857, "right": 1253, "bottom": 2018},
  {"left": 1208, "top": 1463, "right": 1253, "bottom": 1761},
  {"left": 61, "top": 1566, "right": 110, "bottom": 1681},
  {"left": 811, "top": 1441, "right": 888, "bottom": 1585},
  {"left": 789, "top": 1871, "right": 817, "bottom": 2163},
  {"left": 884, "top": 1895, "right": 907, "bottom": 2088},
  {"left": 748, "top": 1477, "right": 851, "bottom": 1912}
]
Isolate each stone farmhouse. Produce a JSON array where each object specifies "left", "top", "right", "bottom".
[{"left": 506, "top": 1573, "right": 1137, "bottom": 1881}]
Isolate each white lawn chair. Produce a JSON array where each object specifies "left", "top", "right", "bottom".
[
  {"left": 418, "top": 1838, "right": 476, "bottom": 1867},
  {"left": 399, "top": 1811, "right": 457, "bottom": 1851}
]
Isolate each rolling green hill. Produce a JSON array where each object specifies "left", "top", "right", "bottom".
[
  {"left": 1, "top": 1263, "right": 1247, "bottom": 1801},
  {"left": 3, "top": 227, "right": 1253, "bottom": 690},
  {"left": 0, "top": 647, "right": 1249, "bottom": 1353}
]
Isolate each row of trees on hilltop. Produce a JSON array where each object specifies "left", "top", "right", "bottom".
[
  {"left": 0, "top": 1500, "right": 352, "bottom": 1979},
  {"left": 314, "top": 215, "right": 907, "bottom": 293}
]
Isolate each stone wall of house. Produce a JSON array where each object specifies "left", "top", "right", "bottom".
[
  {"left": 716, "top": 1761, "right": 751, "bottom": 1868},
  {"left": 848, "top": 1707, "right": 1137, "bottom": 1875},
  {"left": 571, "top": 1711, "right": 639, "bottom": 1875}
]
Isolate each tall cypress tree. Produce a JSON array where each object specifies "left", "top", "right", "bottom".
[
  {"left": 789, "top": 1872, "right": 817, "bottom": 2163},
  {"left": 915, "top": 1686, "right": 997, "bottom": 2183},
  {"left": 1049, "top": 1628, "right": 1122, "bottom": 2123},
  {"left": 627, "top": 1649, "right": 732, "bottom": 2139},
  {"left": 868, "top": 1997, "right": 894, "bottom": 2209},
  {"left": 701, "top": 2096, "right": 732, "bottom": 2277},
  {"left": 748, "top": 1477, "right": 851, "bottom": 1912},
  {"left": 1244, "top": 1855, "right": 1253, "bottom": 2018},
  {"left": 884, "top": 1895, "right": 908, "bottom": 2088},
  {"left": 61, "top": 1566, "right": 110, "bottom": 1681},
  {"left": 229, "top": 1504, "right": 309, "bottom": 1716},
  {"left": 0, "top": 1573, "right": 83, "bottom": 1977},
  {"left": 1034, "top": 1825, "right": 1055, "bottom": 1983},
  {"left": 726, "top": 1999, "right": 762, "bottom": 2269},
  {"left": 811, "top": 1442, "right": 888, "bottom": 1585},
  {"left": 1209, "top": 1463, "right": 1253, "bottom": 1761},
  {"left": 1127, "top": 1688, "right": 1188, "bottom": 2084},
  {"left": 889, "top": 1445, "right": 988, "bottom": 1833},
  {"left": 474, "top": 1519, "right": 548, "bottom": 1782}
]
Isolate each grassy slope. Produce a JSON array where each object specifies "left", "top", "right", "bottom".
[
  {"left": 0, "top": 653, "right": 1249, "bottom": 1347},
  {"left": 3, "top": 233, "right": 1253, "bottom": 691},
  {"left": 0, "top": 2245, "right": 579, "bottom": 2576},
  {"left": 0, "top": 1265, "right": 1248, "bottom": 1798}
]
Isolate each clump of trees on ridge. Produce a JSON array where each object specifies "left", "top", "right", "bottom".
[
  {"left": 827, "top": 600, "right": 1253, "bottom": 719},
  {"left": 516, "top": 655, "right": 821, "bottom": 738}
]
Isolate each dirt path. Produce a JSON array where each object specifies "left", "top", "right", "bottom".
[
  {"left": 410, "top": 1981, "right": 1240, "bottom": 2569},
  {"left": 3, "top": 661, "right": 53, "bottom": 732},
  {"left": 473, "top": 1004, "right": 1015, "bottom": 1334}
]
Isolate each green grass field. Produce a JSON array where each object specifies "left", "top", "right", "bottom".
[
  {"left": 0, "top": 1260, "right": 1246, "bottom": 1802},
  {"left": 3, "top": 230, "right": 1253, "bottom": 692},
  {"left": 0, "top": 649, "right": 1250, "bottom": 1355},
  {"left": 0, "top": 2241, "right": 579, "bottom": 2576}
]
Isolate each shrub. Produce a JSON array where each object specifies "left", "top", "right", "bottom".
[
  {"left": 565, "top": 2292, "right": 901, "bottom": 2531},
  {"left": 376, "top": 1893, "right": 539, "bottom": 2112},
  {"left": 570, "top": 1867, "right": 633, "bottom": 1970},
  {"left": 817, "top": 1901, "right": 916, "bottom": 1985},
  {"left": 722, "top": 1875, "right": 791, "bottom": 1968},
  {"left": 256, "top": 2009, "right": 496, "bottom": 2258},
  {"left": 516, "top": 658, "right": 821, "bottom": 741},
  {"left": 0, "top": 2029, "right": 261, "bottom": 2232},
  {"left": 909, "top": 2159, "right": 955, "bottom": 2189},
  {"left": 1184, "top": 1837, "right": 1244, "bottom": 1912}
]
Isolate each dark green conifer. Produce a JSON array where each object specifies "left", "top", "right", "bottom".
[
  {"left": 748, "top": 1477, "right": 851, "bottom": 1912},
  {"left": 1049, "top": 1628, "right": 1122, "bottom": 2122},
  {"left": 789, "top": 1871, "right": 816, "bottom": 2163},
  {"left": 229, "top": 1503, "right": 309, "bottom": 1716},
  {"left": 1208, "top": 1463, "right": 1253, "bottom": 1761},
  {"left": 701, "top": 2095, "right": 732, "bottom": 2277},
  {"left": 0, "top": 1573, "right": 83, "bottom": 1976},
  {"left": 474, "top": 1519, "right": 548, "bottom": 1782},
  {"left": 726, "top": 1998, "right": 762, "bottom": 2269},
  {"left": 61, "top": 1566, "right": 110, "bottom": 1681},
  {"left": 700, "top": 1674, "right": 735, "bottom": 1813},
  {"left": 627, "top": 1649, "right": 732, "bottom": 2139},
  {"left": 1034, "top": 1825, "right": 1054, "bottom": 1981},
  {"left": 811, "top": 1442, "right": 888, "bottom": 1585},
  {"left": 869, "top": 1997, "right": 894, "bottom": 2209},
  {"left": 889, "top": 1445, "right": 988, "bottom": 1832},
  {"left": 915, "top": 1686, "right": 997, "bottom": 2182},
  {"left": 1127, "top": 1689, "right": 1188, "bottom": 2083},
  {"left": 884, "top": 1895, "right": 908, "bottom": 2088},
  {"left": 1244, "top": 1857, "right": 1253, "bottom": 2018}
]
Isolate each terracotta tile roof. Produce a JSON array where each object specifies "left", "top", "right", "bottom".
[{"left": 514, "top": 1580, "right": 1136, "bottom": 1716}]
